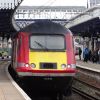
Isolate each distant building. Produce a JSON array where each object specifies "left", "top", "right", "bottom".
[
  {"left": 15, "top": 6, "right": 86, "bottom": 20},
  {"left": 0, "top": 37, "right": 12, "bottom": 51},
  {"left": 89, "top": 0, "right": 100, "bottom": 7},
  {"left": 0, "top": 37, "right": 7, "bottom": 49}
]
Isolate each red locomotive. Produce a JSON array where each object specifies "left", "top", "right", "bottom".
[{"left": 12, "top": 20, "right": 76, "bottom": 99}]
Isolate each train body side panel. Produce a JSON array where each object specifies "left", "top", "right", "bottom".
[
  {"left": 66, "top": 33, "right": 76, "bottom": 64},
  {"left": 17, "top": 32, "right": 29, "bottom": 63}
]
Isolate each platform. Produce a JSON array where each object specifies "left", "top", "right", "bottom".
[
  {"left": 0, "top": 61, "right": 26, "bottom": 100},
  {"left": 76, "top": 60, "right": 100, "bottom": 72}
]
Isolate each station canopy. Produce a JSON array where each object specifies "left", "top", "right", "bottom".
[
  {"left": 70, "top": 17, "right": 100, "bottom": 37},
  {"left": 66, "top": 6, "right": 100, "bottom": 38},
  {"left": 0, "top": 0, "right": 23, "bottom": 38}
]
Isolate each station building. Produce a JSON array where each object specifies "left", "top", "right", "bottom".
[{"left": 15, "top": 6, "right": 86, "bottom": 20}]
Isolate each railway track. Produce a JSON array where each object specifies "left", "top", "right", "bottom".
[
  {"left": 8, "top": 63, "right": 100, "bottom": 100},
  {"left": 72, "top": 86, "right": 99, "bottom": 100},
  {"left": 74, "top": 77, "right": 100, "bottom": 91},
  {"left": 72, "top": 66, "right": 100, "bottom": 100}
]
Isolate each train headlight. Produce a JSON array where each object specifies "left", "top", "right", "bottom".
[
  {"left": 25, "top": 63, "right": 29, "bottom": 67},
  {"left": 31, "top": 63, "right": 36, "bottom": 68},
  {"left": 61, "top": 64, "right": 67, "bottom": 69},
  {"left": 67, "top": 64, "right": 72, "bottom": 68},
  {"left": 67, "top": 64, "right": 76, "bottom": 69}
]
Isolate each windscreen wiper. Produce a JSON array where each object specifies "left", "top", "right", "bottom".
[{"left": 34, "top": 41, "right": 48, "bottom": 50}]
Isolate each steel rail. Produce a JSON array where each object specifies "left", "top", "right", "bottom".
[
  {"left": 74, "top": 77, "right": 100, "bottom": 91},
  {"left": 72, "top": 87, "right": 99, "bottom": 100}
]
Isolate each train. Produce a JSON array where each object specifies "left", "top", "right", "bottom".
[{"left": 12, "top": 20, "right": 76, "bottom": 99}]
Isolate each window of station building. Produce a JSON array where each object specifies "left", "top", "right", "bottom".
[
  {"left": 40, "top": 9, "right": 43, "bottom": 12},
  {"left": 17, "top": 10, "right": 19, "bottom": 13},
  {"left": 34, "top": 9, "right": 38, "bottom": 12},
  {"left": 23, "top": 10, "right": 26, "bottom": 12},
  {"left": 67, "top": 9, "right": 72, "bottom": 12},
  {"left": 29, "top": 10, "right": 33, "bottom": 13},
  {"left": 18, "top": 9, "right": 22, "bottom": 13},
  {"left": 19, "top": 14, "right": 24, "bottom": 19},
  {"left": 45, "top": 9, "right": 49, "bottom": 12},
  {"left": 23, "top": 10, "right": 27, "bottom": 12},
  {"left": 61, "top": 9, "right": 66, "bottom": 12},
  {"left": 56, "top": 9, "right": 60, "bottom": 12},
  {"left": 51, "top": 9, "right": 55, "bottom": 12},
  {"left": 16, "top": 14, "right": 19, "bottom": 18},
  {"left": 73, "top": 9, "right": 77, "bottom": 12}
]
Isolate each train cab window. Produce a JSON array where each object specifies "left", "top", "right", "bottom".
[{"left": 30, "top": 35, "right": 65, "bottom": 51}]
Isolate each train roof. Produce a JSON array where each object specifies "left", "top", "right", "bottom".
[{"left": 20, "top": 20, "right": 70, "bottom": 35}]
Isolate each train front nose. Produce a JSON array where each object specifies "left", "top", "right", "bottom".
[{"left": 29, "top": 52, "right": 67, "bottom": 70}]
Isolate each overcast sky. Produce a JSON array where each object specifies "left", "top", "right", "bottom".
[{"left": 21, "top": 0, "right": 87, "bottom": 7}]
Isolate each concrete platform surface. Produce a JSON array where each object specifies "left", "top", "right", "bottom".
[
  {"left": 76, "top": 60, "right": 100, "bottom": 72},
  {"left": 0, "top": 61, "right": 25, "bottom": 100}
]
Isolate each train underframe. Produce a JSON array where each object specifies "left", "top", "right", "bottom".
[{"left": 22, "top": 76, "right": 73, "bottom": 99}]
